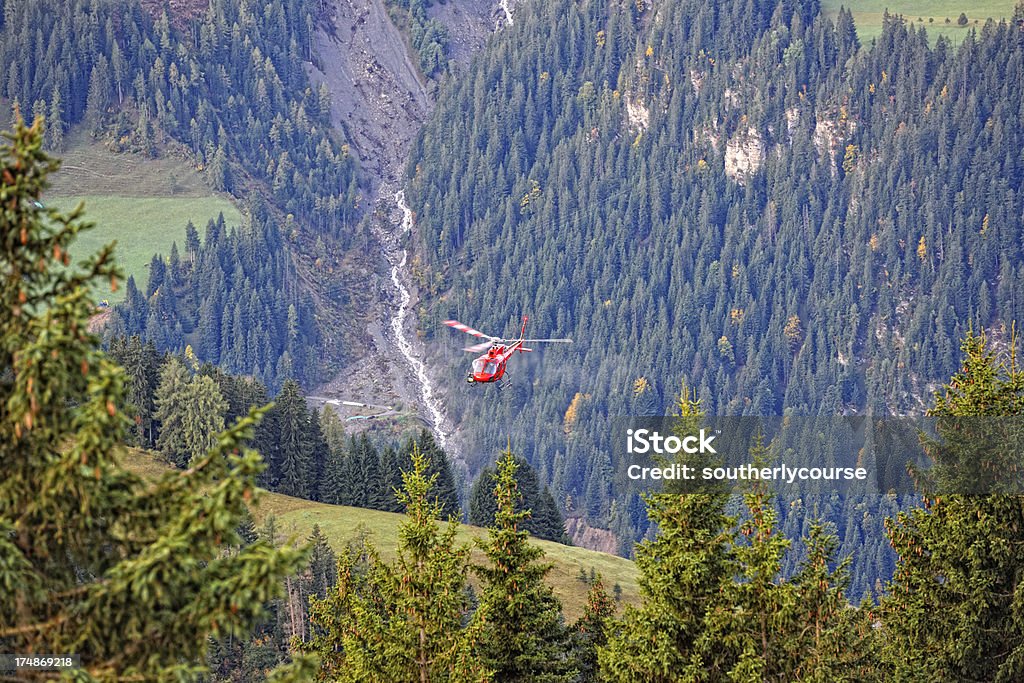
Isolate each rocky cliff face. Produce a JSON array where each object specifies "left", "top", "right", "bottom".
[
  {"left": 724, "top": 127, "right": 765, "bottom": 182},
  {"left": 565, "top": 516, "right": 619, "bottom": 555},
  {"left": 624, "top": 93, "right": 651, "bottom": 132}
]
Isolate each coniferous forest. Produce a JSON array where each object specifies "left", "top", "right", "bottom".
[
  {"left": 2, "top": 0, "right": 1024, "bottom": 678},
  {"left": 409, "top": 0, "right": 1024, "bottom": 598}
]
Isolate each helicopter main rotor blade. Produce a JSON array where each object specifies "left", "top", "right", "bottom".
[
  {"left": 444, "top": 319, "right": 499, "bottom": 341},
  {"left": 463, "top": 341, "right": 494, "bottom": 353},
  {"left": 520, "top": 338, "right": 573, "bottom": 343}
]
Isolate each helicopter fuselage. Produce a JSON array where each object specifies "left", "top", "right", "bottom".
[{"left": 467, "top": 342, "right": 527, "bottom": 383}]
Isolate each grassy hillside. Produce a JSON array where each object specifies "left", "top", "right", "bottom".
[
  {"left": 50, "top": 195, "right": 242, "bottom": 302},
  {"left": 822, "top": 0, "right": 1019, "bottom": 44},
  {"left": 47, "top": 133, "right": 242, "bottom": 301},
  {"left": 122, "top": 449, "right": 639, "bottom": 621}
]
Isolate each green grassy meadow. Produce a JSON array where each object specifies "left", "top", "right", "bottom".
[
  {"left": 49, "top": 195, "right": 242, "bottom": 302},
  {"left": 46, "top": 133, "right": 242, "bottom": 301},
  {"left": 821, "top": 0, "right": 1018, "bottom": 44},
  {"left": 122, "top": 449, "right": 640, "bottom": 621}
]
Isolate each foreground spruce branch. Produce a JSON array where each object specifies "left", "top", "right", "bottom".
[{"left": 0, "top": 114, "right": 315, "bottom": 682}]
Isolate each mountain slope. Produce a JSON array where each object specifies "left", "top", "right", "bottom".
[
  {"left": 123, "top": 449, "right": 638, "bottom": 620},
  {"left": 405, "top": 0, "right": 1024, "bottom": 593}
]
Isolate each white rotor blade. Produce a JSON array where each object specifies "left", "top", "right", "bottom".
[
  {"left": 520, "top": 338, "right": 573, "bottom": 343},
  {"left": 444, "top": 319, "right": 498, "bottom": 340},
  {"left": 464, "top": 340, "right": 493, "bottom": 353}
]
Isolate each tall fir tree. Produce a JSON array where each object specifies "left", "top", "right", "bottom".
[
  {"left": 476, "top": 450, "right": 576, "bottom": 682},
  {"left": 469, "top": 455, "right": 567, "bottom": 543},
  {"left": 601, "top": 405, "right": 864, "bottom": 681},
  {"left": 570, "top": 576, "right": 616, "bottom": 683},
  {"left": 0, "top": 114, "right": 314, "bottom": 680},
  {"left": 401, "top": 429, "right": 460, "bottom": 517},
  {"left": 273, "top": 379, "right": 311, "bottom": 498},
  {"left": 153, "top": 355, "right": 192, "bottom": 463},
  {"left": 306, "top": 408, "right": 331, "bottom": 503},
  {"left": 153, "top": 357, "right": 228, "bottom": 468},
  {"left": 879, "top": 331, "right": 1024, "bottom": 680},
  {"left": 302, "top": 445, "right": 489, "bottom": 682},
  {"left": 600, "top": 387, "right": 734, "bottom": 681},
  {"left": 108, "top": 335, "right": 161, "bottom": 447}
]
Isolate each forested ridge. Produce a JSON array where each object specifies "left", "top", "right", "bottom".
[
  {"left": 0, "top": 0, "right": 360, "bottom": 387},
  {"left": 408, "top": 0, "right": 1024, "bottom": 592}
]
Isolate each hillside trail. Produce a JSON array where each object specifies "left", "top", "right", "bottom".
[{"left": 306, "top": 0, "right": 503, "bottom": 460}]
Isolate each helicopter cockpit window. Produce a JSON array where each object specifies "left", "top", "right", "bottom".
[{"left": 472, "top": 359, "right": 498, "bottom": 374}]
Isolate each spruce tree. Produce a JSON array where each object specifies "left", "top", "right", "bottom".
[
  {"left": 274, "top": 379, "right": 311, "bottom": 498},
  {"left": 153, "top": 355, "right": 192, "bottom": 463},
  {"left": 476, "top": 450, "right": 576, "bottom": 682},
  {"left": 303, "top": 445, "right": 488, "bottom": 682},
  {"left": 306, "top": 408, "right": 330, "bottom": 502},
  {"left": 600, "top": 387, "right": 734, "bottom": 682},
  {"left": 380, "top": 445, "right": 406, "bottom": 512},
  {"left": 880, "top": 331, "right": 1024, "bottom": 680},
  {"left": 601, "top": 409, "right": 864, "bottom": 681},
  {"left": 570, "top": 576, "right": 616, "bottom": 683},
  {"left": 154, "top": 359, "right": 228, "bottom": 468},
  {"left": 305, "top": 524, "right": 337, "bottom": 602},
  {"left": 0, "top": 114, "right": 314, "bottom": 680},
  {"left": 360, "top": 436, "right": 390, "bottom": 511},
  {"left": 402, "top": 429, "right": 460, "bottom": 516},
  {"left": 108, "top": 335, "right": 160, "bottom": 447},
  {"left": 319, "top": 444, "right": 347, "bottom": 505},
  {"left": 469, "top": 456, "right": 567, "bottom": 542}
]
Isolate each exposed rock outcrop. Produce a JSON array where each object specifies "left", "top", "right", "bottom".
[{"left": 724, "top": 127, "right": 765, "bottom": 182}]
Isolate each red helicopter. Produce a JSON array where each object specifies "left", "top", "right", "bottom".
[{"left": 443, "top": 316, "right": 572, "bottom": 384}]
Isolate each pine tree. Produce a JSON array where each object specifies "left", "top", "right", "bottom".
[
  {"left": 0, "top": 114, "right": 314, "bottom": 680},
  {"left": 302, "top": 445, "right": 489, "bottom": 682},
  {"left": 880, "top": 331, "right": 1024, "bottom": 680},
  {"left": 476, "top": 449, "right": 576, "bottom": 682}
]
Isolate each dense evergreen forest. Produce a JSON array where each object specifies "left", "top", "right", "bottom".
[
  {"left": 408, "top": 0, "right": 1024, "bottom": 595},
  {"left": 0, "top": 0, "right": 360, "bottom": 387},
  {"left": 5, "top": 90, "right": 1024, "bottom": 679}
]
